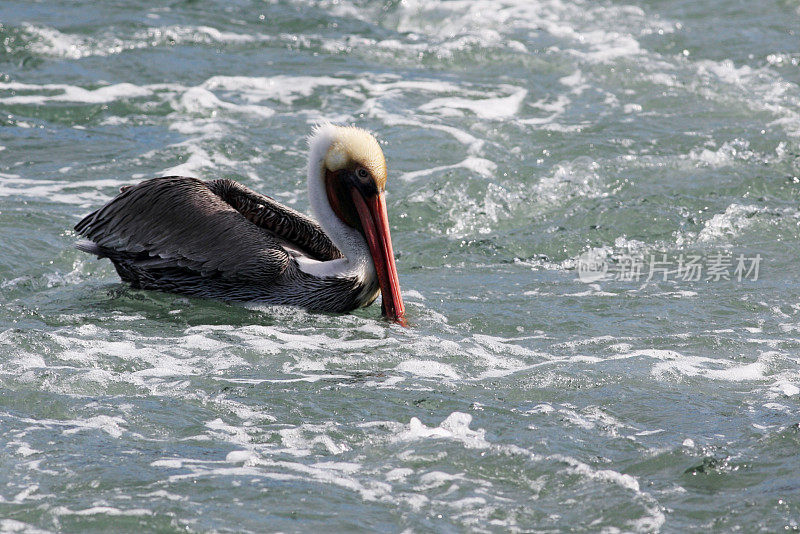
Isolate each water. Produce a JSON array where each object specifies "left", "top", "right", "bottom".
[{"left": 1, "top": 0, "right": 799, "bottom": 531}]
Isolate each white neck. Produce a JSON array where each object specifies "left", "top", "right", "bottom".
[{"left": 299, "top": 123, "right": 374, "bottom": 280}]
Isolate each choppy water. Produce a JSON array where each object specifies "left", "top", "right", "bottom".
[{"left": 1, "top": 0, "right": 800, "bottom": 531}]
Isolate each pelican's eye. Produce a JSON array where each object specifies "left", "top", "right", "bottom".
[{"left": 356, "top": 167, "right": 369, "bottom": 180}]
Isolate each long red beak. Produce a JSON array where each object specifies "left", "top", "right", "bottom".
[{"left": 351, "top": 187, "right": 407, "bottom": 326}]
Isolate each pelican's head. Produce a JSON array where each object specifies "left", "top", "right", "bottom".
[
  {"left": 309, "top": 124, "right": 405, "bottom": 325},
  {"left": 323, "top": 126, "right": 387, "bottom": 191}
]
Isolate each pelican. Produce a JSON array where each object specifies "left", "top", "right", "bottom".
[{"left": 74, "top": 123, "right": 406, "bottom": 324}]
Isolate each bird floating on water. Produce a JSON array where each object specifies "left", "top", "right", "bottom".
[{"left": 74, "top": 123, "right": 406, "bottom": 324}]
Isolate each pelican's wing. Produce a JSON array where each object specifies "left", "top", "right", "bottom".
[
  {"left": 205, "top": 179, "right": 343, "bottom": 261},
  {"left": 74, "top": 176, "right": 289, "bottom": 282}
]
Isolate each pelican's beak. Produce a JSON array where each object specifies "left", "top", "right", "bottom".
[{"left": 351, "top": 187, "right": 407, "bottom": 326}]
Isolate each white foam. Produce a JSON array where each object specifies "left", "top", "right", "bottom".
[
  {"left": 225, "top": 450, "right": 257, "bottom": 464},
  {"left": 395, "top": 359, "right": 460, "bottom": 379},
  {"left": 633, "top": 429, "right": 664, "bottom": 437},
  {"left": 559, "top": 70, "right": 587, "bottom": 91},
  {"left": 360, "top": 78, "right": 464, "bottom": 96},
  {"left": 648, "top": 350, "right": 775, "bottom": 383},
  {"left": 555, "top": 454, "right": 640, "bottom": 492},
  {"left": 140, "top": 25, "right": 266, "bottom": 46},
  {"left": 385, "top": 467, "right": 414, "bottom": 481},
  {"left": 358, "top": 96, "right": 485, "bottom": 154},
  {"left": 52, "top": 506, "right": 152, "bottom": 517},
  {"left": 203, "top": 75, "right": 343, "bottom": 105},
  {"left": 176, "top": 87, "right": 274, "bottom": 118},
  {"left": 418, "top": 86, "right": 527, "bottom": 120},
  {"left": 137, "top": 490, "right": 186, "bottom": 503},
  {"left": 522, "top": 93, "right": 575, "bottom": 130},
  {"left": 696, "top": 203, "right": 760, "bottom": 242},
  {"left": 696, "top": 59, "right": 755, "bottom": 86},
  {"left": 394, "top": 412, "right": 490, "bottom": 449},
  {"left": 692, "top": 58, "right": 800, "bottom": 137},
  {"left": 22, "top": 24, "right": 92, "bottom": 59},
  {"left": 278, "top": 424, "right": 350, "bottom": 456},
  {"left": 275, "top": 460, "right": 389, "bottom": 501},
  {"left": 62, "top": 415, "right": 127, "bottom": 438},
  {"left": 526, "top": 403, "right": 555, "bottom": 415},
  {"left": 400, "top": 157, "right": 496, "bottom": 182},
  {"left": 775, "top": 382, "right": 800, "bottom": 396},
  {"left": 689, "top": 139, "right": 753, "bottom": 168},
  {"left": 0, "top": 519, "right": 51, "bottom": 533},
  {"left": 151, "top": 459, "right": 184, "bottom": 469},
  {"left": 22, "top": 23, "right": 267, "bottom": 60},
  {"left": 0, "top": 82, "right": 151, "bottom": 105},
  {"left": 533, "top": 156, "right": 605, "bottom": 206},
  {"left": 185, "top": 26, "right": 258, "bottom": 43},
  {"left": 12, "top": 484, "right": 39, "bottom": 504},
  {"left": 703, "top": 360, "right": 768, "bottom": 382},
  {"left": 15, "top": 444, "right": 40, "bottom": 457},
  {"left": 378, "top": 0, "right": 651, "bottom": 67},
  {"left": 416, "top": 470, "right": 467, "bottom": 489}
]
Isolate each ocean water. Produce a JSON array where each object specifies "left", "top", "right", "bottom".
[{"left": 1, "top": 0, "right": 800, "bottom": 531}]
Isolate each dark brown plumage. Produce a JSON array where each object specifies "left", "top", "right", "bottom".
[
  {"left": 75, "top": 176, "right": 373, "bottom": 309},
  {"left": 74, "top": 124, "right": 406, "bottom": 322}
]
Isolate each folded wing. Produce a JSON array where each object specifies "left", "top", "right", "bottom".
[
  {"left": 74, "top": 176, "right": 290, "bottom": 283},
  {"left": 205, "top": 178, "right": 343, "bottom": 262}
]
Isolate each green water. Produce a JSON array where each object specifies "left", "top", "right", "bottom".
[{"left": 1, "top": 0, "right": 800, "bottom": 531}]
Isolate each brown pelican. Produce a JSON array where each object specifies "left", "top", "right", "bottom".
[{"left": 74, "top": 123, "right": 406, "bottom": 324}]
